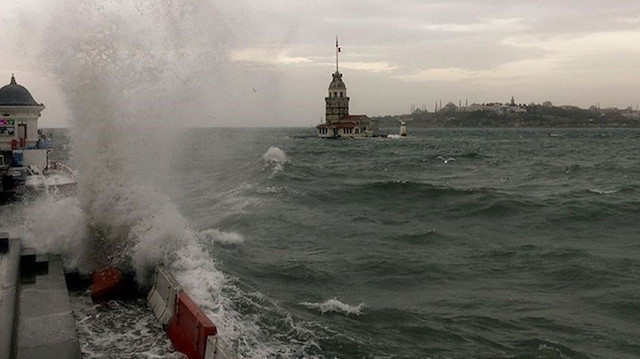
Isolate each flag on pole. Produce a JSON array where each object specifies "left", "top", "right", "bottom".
[{"left": 336, "top": 37, "right": 341, "bottom": 52}]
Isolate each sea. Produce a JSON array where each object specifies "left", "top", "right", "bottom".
[{"left": 4, "top": 127, "right": 640, "bottom": 359}]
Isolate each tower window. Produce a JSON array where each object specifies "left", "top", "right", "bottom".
[
  {"left": 334, "top": 92, "right": 337, "bottom": 98},
  {"left": 340, "top": 92, "right": 343, "bottom": 98}
]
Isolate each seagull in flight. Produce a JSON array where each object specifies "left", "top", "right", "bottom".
[{"left": 437, "top": 156, "right": 456, "bottom": 164}]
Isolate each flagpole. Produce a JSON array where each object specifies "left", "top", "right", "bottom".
[{"left": 336, "top": 36, "right": 339, "bottom": 73}]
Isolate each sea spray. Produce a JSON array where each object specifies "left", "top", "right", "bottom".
[
  {"left": 13, "top": 1, "right": 322, "bottom": 357},
  {"left": 35, "top": 0, "right": 226, "bottom": 279},
  {"left": 6, "top": 194, "right": 91, "bottom": 271},
  {"left": 201, "top": 228, "right": 246, "bottom": 245}
]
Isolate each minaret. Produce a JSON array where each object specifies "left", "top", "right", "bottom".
[{"left": 325, "top": 37, "right": 349, "bottom": 123}]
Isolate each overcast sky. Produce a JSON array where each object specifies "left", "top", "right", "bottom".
[{"left": 1, "top": 0, "right": 639, "bottom": 127}]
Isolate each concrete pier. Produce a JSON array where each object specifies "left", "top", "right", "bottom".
[
  {"left": 0, "top": 233, "right": 81, "bottom": 359},
  {"left": 16, "top": 254, "right": 81, "bottom": 358},
  {"left": 0, "top": 232, "right": 20, "bottom": 359}
]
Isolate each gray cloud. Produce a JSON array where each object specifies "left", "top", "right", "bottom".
[{"left": 1, "top": 0, "right": 639, "bottom": 127}]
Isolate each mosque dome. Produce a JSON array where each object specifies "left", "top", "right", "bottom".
[
  {"left": 329, "top": 71, "right": 346, "bottom": 89},
  {"left": 0, "top": 75, "right": 41, "bottom": 106}
]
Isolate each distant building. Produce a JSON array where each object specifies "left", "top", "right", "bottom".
[
  {"left": 456, "top": 97, "right": 525, "bottom": 114},
  {"left": 317, "top": 38, "right": 379, "bottom": 138},
  {"left": 441, "top": 102, "right": 458, "bottom": 111}
]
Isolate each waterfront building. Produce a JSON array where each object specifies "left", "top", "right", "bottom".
[
  {"left": 0, "top": 75, "right": 49, "bottom": 169},
  {"left": 0, "top": 75, "right": 45, "bottom": 151}
]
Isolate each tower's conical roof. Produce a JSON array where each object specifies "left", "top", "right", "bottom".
[
  {"left": 0, "top": 75, "right": 41, "bottom": 106},
  {"left": 329, "top": 71, "right": 346, "bottom": 89}
]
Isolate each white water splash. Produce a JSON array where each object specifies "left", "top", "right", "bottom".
[
  {"left": 387, "top": 134, "right": 404, "bottom": 139},
  {"left": 588, "top": 188, "right": 619, "bottom": 195},
  {"left": 262, "top": 146, "right": 289, "bottom": 172},
  {"left": 7, "top": 195, "right": 91, "bottom": 270},
  {"left": 300, "top": 298, "right": 365, "bottom": 316},
  {"left": 201, "top": 228, "right": 245, "bottom": 245}
]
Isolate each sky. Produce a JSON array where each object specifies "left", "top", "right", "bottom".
[{"left": 1, "top": 0, "right": 639, "bottom": 127}]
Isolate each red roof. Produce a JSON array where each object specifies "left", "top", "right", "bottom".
[
  {"left": 343, "top": 115, "right": 369, "bottom": 120},
  {"left": 316, "top": 115, "right": 370, "bottom": 129},
  {"left": 317, "top": 121, "right": 357, "bottom": 129},
  {"left": 334, "top": 122, "right": 357, "bottom": 128}
]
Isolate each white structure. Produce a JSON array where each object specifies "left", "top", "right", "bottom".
[
  {"left": 400, "top": 121, "right": 407, "bottom": 136},
  {"left": 0, "top": 75, "right": 45, "bottom": 150},
  {"left": 0, "top": 75, "right": 48, "bottom": 169},
  {"left": 317, "top": 38, "right": 379, "bottom": 138}
]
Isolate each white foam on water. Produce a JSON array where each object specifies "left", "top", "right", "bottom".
[
  {"left": 588, "top": 188, "right": 619, "bottom": 195},
  {"left": 70, "top": 294, "right": 183, "bottom": 359},
  {"left": 200, "top": 228, "right": 245, "bottom": 245},
  {"left": 387, "top": 134, "right": 404, "bottom": 139},
  {"left": 300, "top": 298, "right": 366, "bottom": 316}
]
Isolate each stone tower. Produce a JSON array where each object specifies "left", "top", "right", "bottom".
[{"left": 325, "top": 37, "right": 349, "bottom": 123}]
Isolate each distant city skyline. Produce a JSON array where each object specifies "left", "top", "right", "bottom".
[
  {"left": 1, "top": 0, "right": 639, "bottom": 127},
  {"left": 411, "top": 98, "right": 640, "bottom": 114}
]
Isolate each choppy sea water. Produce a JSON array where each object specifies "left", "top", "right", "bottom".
[
  {"left": 167, "top": 127, "right": 640, "bottom": 359},
  {"left": 9, "top": 127, "right": 640, "bottom": 358}
]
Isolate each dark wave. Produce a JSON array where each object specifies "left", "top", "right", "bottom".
[
  {"left": 386, "top": 229, "right": 449, "bottom": 245},
  {"left": 470, "top": 197, "right": 546, "bottom": 217},
  {"left": 507, "top": 339, "right": 590, "bottom": 359},
  {"left": 457, "top": 150, "right": 490, "bottom": 159},
  {"left": 347, "top": 180, "right": 493, "bottom": 197}
]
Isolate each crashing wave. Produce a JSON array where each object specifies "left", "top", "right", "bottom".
[
  {"left": 262, "top": 146, "right": 289, "bottom": 172},
  {"left": 300, "top": 298, "right": 365, "bottom": 316},
  {"left": 200, "top": 228, "right": 245, "bottom": 245}
]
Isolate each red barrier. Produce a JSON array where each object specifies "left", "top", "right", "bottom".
[
  {"left": 167, "top": 292, "right": 217, "bottom": 359},
  {"left": 91, "top": 267, "right": 122, "bottom": 301}
]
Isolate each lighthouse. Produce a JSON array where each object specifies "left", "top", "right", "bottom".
[
  {"left": 317, "top": 38, "right": 379, "bottom": 138},
  {"left": 325, "top": 38, "right": 349, "bottom": 123}
]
